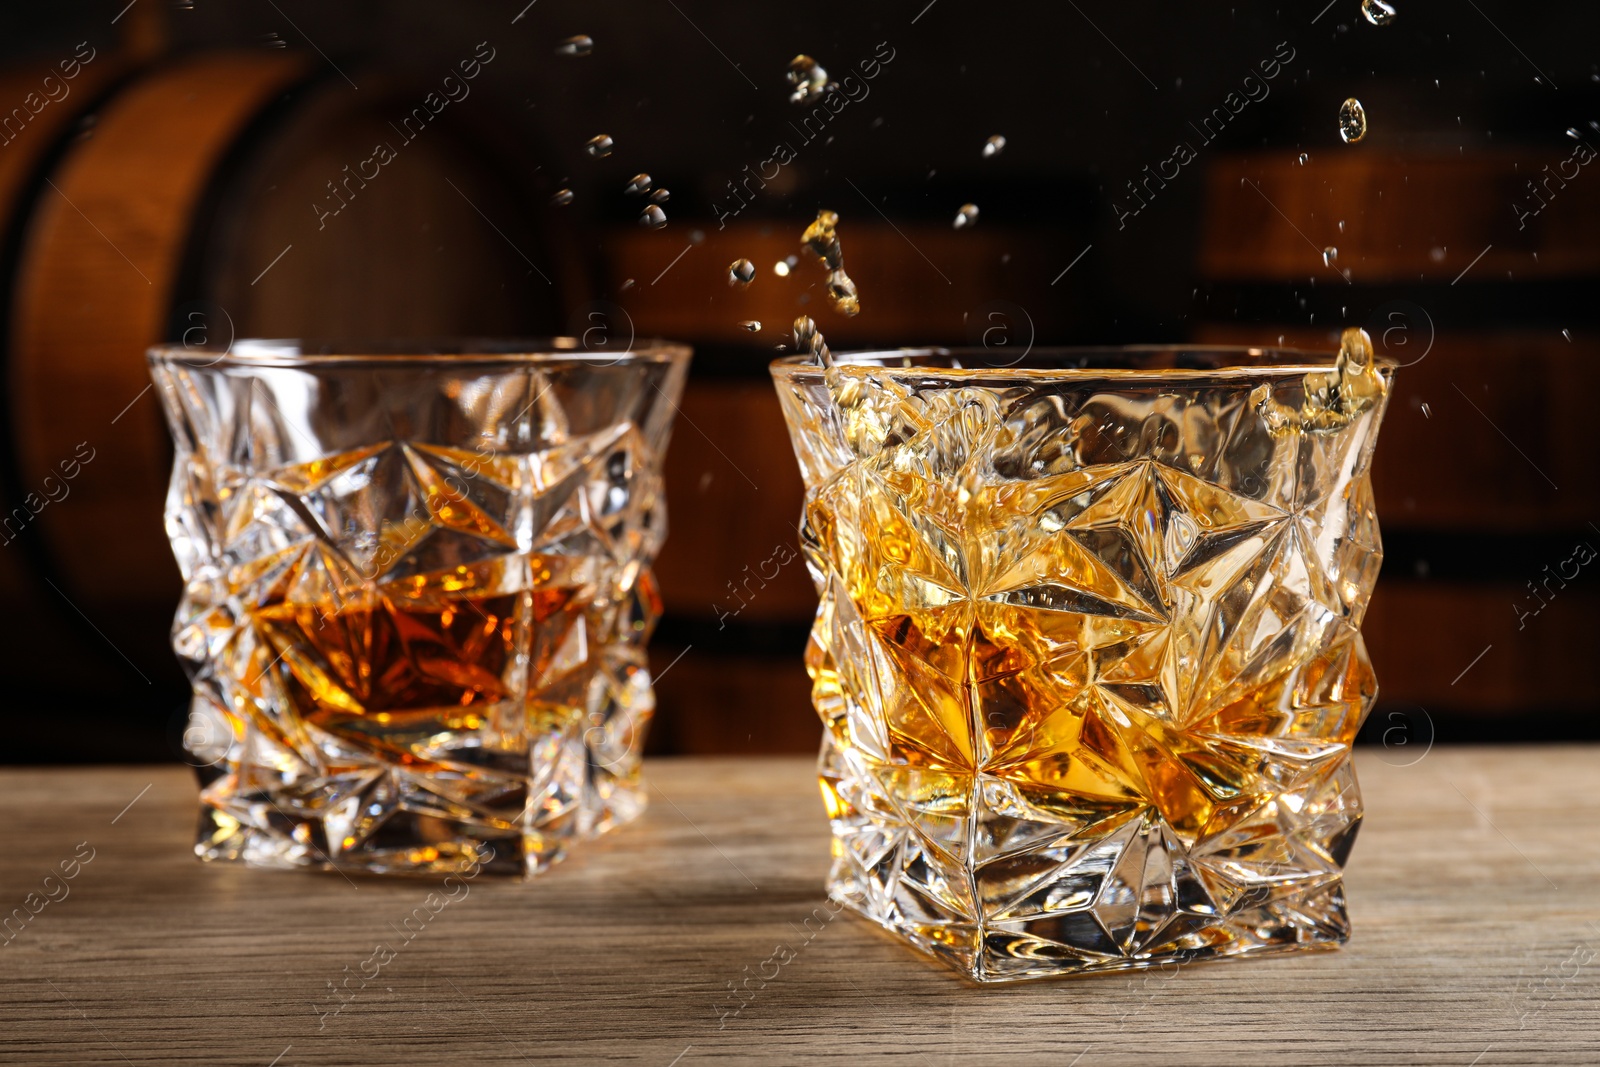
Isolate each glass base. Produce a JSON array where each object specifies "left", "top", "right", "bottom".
[
  {"left": 820, "top": 735, "right": 1359, "bottom": 983},
  {"left": 189, "top": 712, "right": 648, "bottom": 879},
  {"left": 829, "top": 872, "right": 1350, "bottom": 983}
]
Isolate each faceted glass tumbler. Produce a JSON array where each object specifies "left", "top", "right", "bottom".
[
  {"left": 771, "top": 335, "right": 1393, "bottom": 981},
  {"left": 150, "top": 338, "right": 689, "bottom": 877}
]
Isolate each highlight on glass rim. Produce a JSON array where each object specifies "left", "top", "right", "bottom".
[{"left": 1, "top": 3, "right": 1593, "bottom": 1063}]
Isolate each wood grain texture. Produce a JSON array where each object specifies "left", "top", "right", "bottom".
[{"left": 1, "top": 748, "right": 1597, "bottom": 1066}]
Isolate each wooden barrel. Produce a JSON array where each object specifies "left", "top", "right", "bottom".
[
  {"left": 1196, "top": 150, "right": 1600, "bottom": 737},
  {"left": 0, "top": 50, "right": 582, "bottom": 758}
]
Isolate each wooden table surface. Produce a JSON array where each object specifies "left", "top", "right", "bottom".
[{"left": 2, "top": 748, "right": 1598, "bottom": 1066}]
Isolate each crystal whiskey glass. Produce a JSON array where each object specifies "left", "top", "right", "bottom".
[
  {"left": 150, "top": 338, "right": 689, "bottom": 877},
  {"left": 771, "top": 331, "right": 1392, "bottom": 980}
]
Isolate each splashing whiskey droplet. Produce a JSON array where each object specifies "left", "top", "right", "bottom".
[
  {"left": 801, "top": 211, "right": 860, "bottom": 317},
  {"left": 737, "top": 320, "right": 761, "bottom": 332},
  {"left": 624, "top": 173, "right": 652, "bottom": 195},
  {"left": 826, "top": 270, "right": 859, "bottom": 316},
  {"left": 550, "top": 188, "right": 574, "bottom": 206},
  {"left": 1323, "top": 246, "right": 1338, "bottom": 266},
  {"left": 1338, "top": 99, "right": 1368, "bottom": 144},
  {"left": 558, "top": 35, "right": 594, "bottom": 57},
  {"left": 585, "top": 134, "right": 615, "bottom": 158},
  {"left": 793, "top": 315, "right": 833, "bottom": 366},
  {"left": 787, "top": 55, "right": 831, "bottom": 104},
  {"left": 649, "top": 188, "right": 670, "bottom": 204},
  {"left": 954, "top": 203, "right": 980, "bottom": 229},
  {"left": 639, "top": 204, "right": 667, "bottom": 229},
  {"left": 728, "top": 258, "right": 756, "bottom": 286},
  {"left": 982, "top": 135, "right": 1007, "bottom": 159},
  {"left": 1361, "top": 0, "right": 1397, "bottom": 25},
  {"left": 1253, "top": 327, "right": 1388, "bottom": 434},
  {"left": 1298, "top": 152, "right": 1309, "bottom": 165}
]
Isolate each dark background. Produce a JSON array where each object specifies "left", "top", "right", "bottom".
[{"left": 0, "top": 0, "right": 1596, "bottom": 762}]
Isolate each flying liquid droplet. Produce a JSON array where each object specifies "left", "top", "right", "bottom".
[
  {"left": 728, "top": 258, "right": 756, "bottom": 286},
  {"left": 773, "top": 260, "right": 791, "bottom": 277},
  {"left": 585, "top": 134, "right": 615, "bottom": 158},
  {"left": 737, "top": 320, "right": 761, "bottom": 332},
  {"left": 982, "top": 135, "right": 1007, "bottom": 159},
  {"left": 557, "top": 35, "right": 594, "bottom": 57},
  {"left": 1430, "top": 247, "right": 1446, "bottom": 262},
  {"left": 1361, "top": 0, "right": 1397, "bottom": 26},
  {"left": 1567, "top": 127, "right": 1583, "bottom": 140},
  {"left": 1338, "top": 220, "right": 1346, "bottom": 233},
  {"left": 619, "top": 279, "right": 636, "bottom": 291},
  {"left": 787, "top": 55, "right": 831, "bottom": 104},
  {"left": 1298, "top": 152, "right": 1309, "bottom": 165},
  {"left": 639, "top": 205, "right": 667, "bottom": 229},
  {"left": 1264, "top": 327, "right": 1387, "bottom": 434},
  {"left": 624, "top": 173, "right": 652, "bottom": 195},
  {"left": 1562, "top": 328, "right": 1573, "bottom": 342},
  {"left": 1421, "top": 402, "right": 1432, "bottom": 418},
  {"left": 826, "top": 270, "right": 859, "bottom": 316},
  {"left": 801, "top": 211, "right": 859, "bottom": 317},
  {"left": 792, "top": 315, "right": 833, "bottom": 366},
  {"left": 954, "top": 203, "right": 979, "bottom": 229},
  {"left": 1339, "top": 99, "right": 1367, "bottom": 144},
  {"left": 259, "top": 32, "right": 286, "bottom": 48},
  {"left": 550, "top": 188, "right": 574, "bottom": 206},
  {"left": 649, "top": 188, "right": 670, "bottom": 204}
]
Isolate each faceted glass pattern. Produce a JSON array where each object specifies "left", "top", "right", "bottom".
[
  {"left": 772, "top": 343, "right": 1393, "bottom": 981},
  {"left": 150, "top": 340, "right": 689, "bottom": 877}
]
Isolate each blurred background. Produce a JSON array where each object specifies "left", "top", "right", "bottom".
[{"left": 0, "top": 0, "right": 1595, "bottom": 762}]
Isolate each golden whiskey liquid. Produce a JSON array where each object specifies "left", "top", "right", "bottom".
[{"left": 246, "top": 561, "right": 591, "bottom": 763}]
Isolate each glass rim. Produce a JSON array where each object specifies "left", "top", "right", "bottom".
[
  {"left": 770, "top": 343, "right": 1396, "bottom": 381},
  {"left": 147, "top": 336, "right": 692, "bottom": 369}
]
